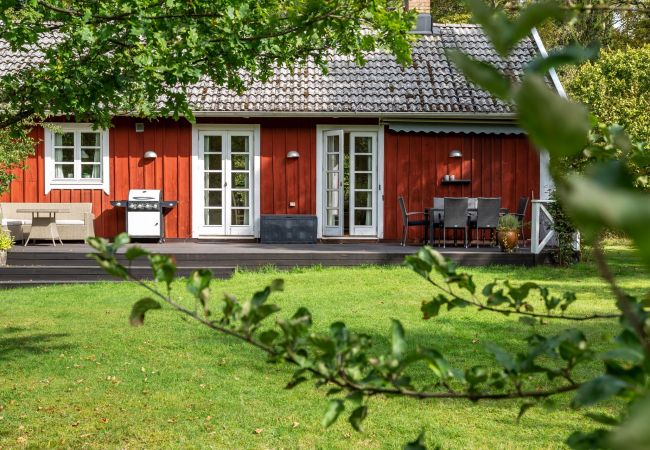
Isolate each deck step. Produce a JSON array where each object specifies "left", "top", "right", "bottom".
[{"left": 0, "top": 265, "right": 235, "bottom": 287}]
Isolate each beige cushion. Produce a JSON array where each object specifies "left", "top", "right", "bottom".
[
  {"left": 1, "top": 218, "right": 31, "bottom": 226},
  {"left": 56, "top": 219, "right": 85, "bottom": 225}
]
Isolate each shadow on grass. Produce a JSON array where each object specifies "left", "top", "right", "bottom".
[{"left": 0, "top": 327, "right": 72, "bottom": 361}]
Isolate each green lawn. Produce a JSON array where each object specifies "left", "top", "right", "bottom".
[{"left": 1, "top": 240, "right": 647, "bottom": 449}]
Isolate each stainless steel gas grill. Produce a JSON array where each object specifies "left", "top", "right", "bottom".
[{"left": 111, "top": 189, "right": 177, "bottom": 242}]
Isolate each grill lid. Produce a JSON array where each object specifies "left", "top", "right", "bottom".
[{"left": 128, "top": 189, "right": 160, "bottom": 201}]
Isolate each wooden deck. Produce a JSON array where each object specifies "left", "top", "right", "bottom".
[{"left": 0, "top": 241, "right": 538, "bottom": 287}]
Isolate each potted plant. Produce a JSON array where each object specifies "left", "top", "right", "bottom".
[
  {"left": 496, "top": 214, "right": 519, "bottom": 253},
  {"left": 0, "top": 230, "right": 14, "bottom": 266}
]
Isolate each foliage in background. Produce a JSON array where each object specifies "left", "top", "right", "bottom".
[
  {"left": 546, "top": 190, "right": 578, "bottom": 266},
  {"left": 0, "top": 228, "right": 14, "bottom": 250},
  {"left": 0, "top": 120, "right": 35, "bottom": 195}
]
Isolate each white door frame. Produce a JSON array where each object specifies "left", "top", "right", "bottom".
[
  {"left": 191, "top": 124, "right": 261, "bottom": 238},
  {"left": 315, "top": 124, "right": 384, "bottom": 239}
]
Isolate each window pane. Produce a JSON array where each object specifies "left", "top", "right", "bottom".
[
  {"left": 80, "top": 132, "right": 100, "bottom": 147},
  {"left": 204, "top": 208, "right": 222, "bottom": 226},
  {"left": 204, "top": 154, "right": 222, "bottom": 171},
  {"left": 81, "top": 148, "right": 101, "bottom": 162},
  {"left": 354, "top": 155, "right": 372, "bottom": 172},
  {"left": 230, "top": 136, "right": 249, "bottom": 153},
  {"left": 231, "top": 154, "right": 249, "bottom": 170},
  {"left": 205, "top": 190, "right": 222, "bottom": 207},
  {"left": 354, "top": 209, "right": 372, "bottom": 226},
  {"left": 55, "top": 132, "right": 74, "bottom": 147},
  {"left": 354, "top": 173, "right": 372, "bottom": 190},
  {"left": 231, "top": 191, "right": 249, "bottom": 207},
  {"left": 55, "top": 164, "right": 74, "bottom": 179},
  {"left": 205, "top": 135, "right": 222, "bottom": 153},
  {"left": 231, "top": 209, "right": 250, "bottom": 225},
  {"left": 81, "top": 164, "right": 100, "bottom": 178},
  {"left": 55, "top": 148, "right": 74, "bottom": 162},
  {"left": 354, "top": 191, "right": 372, "bottom": 208},
  {"left": 354, "top": 137, "right": 372, "bottom": 154},
  {"left": 231, "top": 172, "right": 249, "bottom": 189},
  {"left": 204, "top": 173, "right": 222, "bottom": 189}
]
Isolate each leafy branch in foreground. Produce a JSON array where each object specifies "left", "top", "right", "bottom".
[{"left": 88, "top": 234, "right": 632, "bottom": 438}]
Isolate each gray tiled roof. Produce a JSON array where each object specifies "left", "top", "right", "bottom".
[{"left": 0, "top": 24, "right": 539, "bottom": 116}]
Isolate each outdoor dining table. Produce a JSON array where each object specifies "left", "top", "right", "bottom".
[
  {"left": 16, "top": 207, "right": 70, "bottom": 246},
  {"left": 423, "top": 207, "right": 510, "bottom": 245}
]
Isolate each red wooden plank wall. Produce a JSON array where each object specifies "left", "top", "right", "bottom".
[
  {"left": 0, "top": 118, "right": 193, "bottom": 238},
  {"left": 383, "top": 131, "right": 540, "bottom": 242},
  {"left": 260, "top": 125, "right": 316, "bottom": 215}
]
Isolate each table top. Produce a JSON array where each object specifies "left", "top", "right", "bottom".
[{"left": 16, "top": 208, "right": 70, "bottom": 213}]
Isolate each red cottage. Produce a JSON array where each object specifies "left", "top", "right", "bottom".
[{"left": 0, "top": 8, "right": 559, "bottom": 244}]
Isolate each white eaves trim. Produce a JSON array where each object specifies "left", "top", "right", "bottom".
[{"left": 43, "top": 123, "right": 110, "bottom": 195}]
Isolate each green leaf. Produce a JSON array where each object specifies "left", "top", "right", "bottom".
[
  {"left": 391, "top": 319, "right": 407, "bottom": 359},
  {"left": 113, "top": 232, "right": 131, "bottom": 248},
  {"left": 486, "top": 343, "right": 516, "bottom": 372},
  {"left": 258, "top": 330, "right": 279, "bottom": 346},
  {"left": 584, "top": 412, "right": 620, "bottom": 426},
  {"left": 148, "top": 254, "right": 177, "bottom": 287},
  {"left": 186, "top": 269, "right": 213, "bottom": 310},
  {"left": 348, "top": 405, "right": 368, "bottom": 432},
  {"left": 526, "top": 44, "right": 599, "bottom": 75},
  {"left": 572, "top": 375, "right": 628, "bottom": 408},
  {"left": 566, "top": 429, "right": 610, "bottom": 450},
  {"left": 404, "top": 430, "right": 426, "bottom": 450},
  {"left": 322, "top": 399, "right": 344, "bottom": 428},
  {"left": 129, "top": 298, "right": 161, "bottom": 327},
  {"left": 446, "top": 50, "right": 511, "bottom": 100},
  {"left": 124, "top": 246, "right": 149, "bottom": 261},
  {"left": 515, "top": 75, "right": 590, "bottom": 157},
  {"left": 517, "top": 402, "right": 536, "bottom": 422}
]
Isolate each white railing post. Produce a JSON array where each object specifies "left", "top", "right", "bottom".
[
  {"left": 531, "top": 201, "right": 540, "bottom": 254},
  {"left": 531, "top": 200, "right": 557, "bottom": 254}
]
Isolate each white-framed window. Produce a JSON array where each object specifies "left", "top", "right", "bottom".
[{"left": 44, "top": 123, "right": 110, "bottom": 194}]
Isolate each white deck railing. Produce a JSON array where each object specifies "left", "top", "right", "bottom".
[{"left": 530, "top": 199, "right": 580, "bottom": 254}]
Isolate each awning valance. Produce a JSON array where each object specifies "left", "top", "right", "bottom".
[{"left": 387, "top": 122, "right": 525, "bottom": 135}]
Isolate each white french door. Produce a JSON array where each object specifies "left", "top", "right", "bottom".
[
  {"left": 195, "top": 129, "right": 256, "bottom": 237},
  {"left": 321, "top": 129, "right": 379, "bottom": 237}
]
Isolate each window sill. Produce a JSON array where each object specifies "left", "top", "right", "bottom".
[{"left": 47, "top": 181, "right": 109, "bottom": 194}]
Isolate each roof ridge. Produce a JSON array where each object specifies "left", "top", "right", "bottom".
[{"left": 431, "top": 23, "right": 482, "bottom": 28}]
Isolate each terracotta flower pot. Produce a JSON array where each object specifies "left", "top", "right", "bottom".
[{"left": 497, "top": 230, "right": 518, "bottom": 253}]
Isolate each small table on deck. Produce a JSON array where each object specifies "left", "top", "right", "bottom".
[{"left": 17, "top": 208, "right": 69, "bottom": 246}]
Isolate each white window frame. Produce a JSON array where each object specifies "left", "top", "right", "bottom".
[{"left": 44, "top": 123, "right": 110, "bottom": 195}]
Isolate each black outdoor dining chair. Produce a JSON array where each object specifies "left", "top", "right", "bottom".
[
  {"left": 398, "top": 196, "right": 428, "bottom": 246},
  {"left": 470, "top": 197, "right": 501, "bottom": 247},
  {"left": 513, "top": 196, "right": 529, "bottom": 245},
  {"left": 429, "top": 197, "right": 445, "bottom": 246},
  {"left": 443, "top": 197, "right": 469, "bottom": 248}
]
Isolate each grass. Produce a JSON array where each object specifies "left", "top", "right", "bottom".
[{"left": 0, "top": 239, "right": 647, "bottom": 449}]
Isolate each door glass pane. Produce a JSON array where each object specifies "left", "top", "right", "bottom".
[
  {"left": 354, "top": 136, "right": 371, "bottom": 154},
  {"left": 205, "top": 154, "right": 222, "bottom": 171},
  {"left": 205, "top": 190, "right": 223, "bottom": 207},
  {"left": 204, "top": 173, "right": 222, "bottom": 189},
  {"left": 205, "top": 208, "right": 222, "bottom": 226},
  {"left": 327, "top": 135, "right": 339, "bottom": 153},
  {"left": 55, "top": 132, "right": 74, "bottom": 147},
  {"left": 327, "top": 191, "right": 339, "bottom": 208},
  {"left": 81, "top": 132, "right": 100, "bottom": 147},
  {"left": 354, "top": 155, "right": 372, "bottom": 172},
  {"left": 81, "top": 164, "right": 100, "bottom": 178},
  {"left": 231, "top": 172, "right": 249, "bottom": 189},
  {"left": 327, "top": 155, "right": 339, "bottom": 171},
  {"left": 354, "top": 191, "right": 372, "bottom": 208},
  {"left": 232, "top": 191, "right": 249, "bottom": 207},
  {"left": 354, "top": 209, "right": 372, "bottom": 226},
  {"left": 354, "top": 173, "right": 372, "bottom": 190},
  {"left": 55, "top": 164, "right": 74, "bottom": 178},
  {"left": 55, "top": 148, "right": 74, "bottom": 162},
  {"left": 231, "top": 209, "right": 249, "bottom": 225},
  {"left": 205, "top": 135, "right": 222, "bottom": 153},
  {"left": 231, "top": 136, "right": 249, "bottom": 153},
  {"left": 231, "top": 154, "right": 249, "bottom": 170},
  {"left": 327, "top": 172, "right": 339, "bottom": 189},
  {"left": 327, "top": 209, "right": 339, "bottom": 226}
]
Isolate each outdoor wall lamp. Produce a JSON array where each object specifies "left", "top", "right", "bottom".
[
  {"left": 144, "top": 150, "right": 158, "bottom": 159},
  {"left": 287, "top": 150, "right": 300, "bottom": 159},
  {"left": 449, "top": 149, "right": 462, "bottom": 158}
]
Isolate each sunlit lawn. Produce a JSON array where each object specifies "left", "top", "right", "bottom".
[{"left": 0, "top": 240, "right": 647, "bottom": 449}]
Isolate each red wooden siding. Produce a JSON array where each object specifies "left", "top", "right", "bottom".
[{"left": 383, "top": 131, "right": 540, "bottom": 242}]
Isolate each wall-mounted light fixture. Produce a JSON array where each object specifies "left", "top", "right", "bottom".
[
  {"left": 449, "top": 149, "right": 462, "bottom": 158},
  {"left": 135, "top": 123, "right": 145, "bottom": 133},
  {"left": 287, "top": 150, "right": 300, "bottom": 159},
  {"left": 144, "top": 150, "right": 158, "bottom": 159}
]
